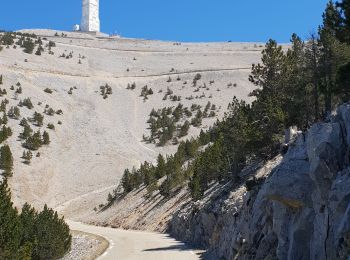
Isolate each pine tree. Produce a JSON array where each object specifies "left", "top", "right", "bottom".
[
  {"left": 8, "top": 106, "right": 20, "bottom": 119},
  {"left": 33, "top": 205, "right": 71, "bottom": 259},
  {"left": 20, "top": 118, "right": 28, "bottom": 127},
  {"left": 20, "top": 124, "right": 33, "bottom": 140},
  {"left": 0, "top": 125, "right": 12, "bottom": 143},
  {"left": 0, "top": 100, "right": 6, "bottom": 112},
  {"left": 0, "top": 145, "right": 13, "bottom": 177},
  {"left": 337, "top": 0, "right": 350, "bottom": 42},
  {"left": 189, "top": 173, "right": 202, "bottom": 201},
  {"left": 0, "top": 188, "right": 73, "bottom": 260},
  {"left": 24, "top": 131, "right": 42, "bottom": 150},
  {"left": 15, "top": 87, "right": 22, "bottom": 94},
  {"left": 323, "top": 1, "right": 343, "bottom": 38},
  {"left": 19, "top": 203, "right": 36, "bottom": 246},
  {"left": 21, "top": 98, "right": 34, "bottom": 109},
  {"left": 42, "top": 131, "right": 50, "bottom": 145},
  {"left": 319, "top": 22, "right": 350, "bottom": 114},
  {"left": 107, "top": 193, "right": 114, "bottom": 203},
  {"left": 33, "top": 112, "right": 44, "bottom": 126},
  {"left": 22, "top": 38, "right": 35, "bottom": 54},
  {"left": 2, "top": 112, "right": 8, "bottom": 125},
  {"left": 0, "top": 75, "right": 3, "bottom": 85},
  {"left": 35, "top": 46, "right": 42, "bottom": 56},
  {"left": 305, "top": 33, "right": 321, "bottom": 121},
  {"left": 0, "top": 179, "right": 22, "bottom": 259},
  {"left": 1, "top": 33, "right": 15, "bottom": 46},
  {"left": 155, "top": 154, "right": 166, "bottom": 179},
  {"left": 248, "top": 39, "right": 288, "bottom": 153},
  {"left": 337, "top": 61, "right": 350, "bottom": 100},
  {"left": 142, "top": 161, "right": 156, "bottom": 186},
  {"left": 283, "top": 34, "right": 313, "bottom": 128},
  {"left": 179, "top": 120, "right": 190, "bottom": 137},
  {"left": 22, "top": 151, "right": 33, "bottom": 164},
  {"left": 121, "top": 169, "right": 133, "bottom": 193}
]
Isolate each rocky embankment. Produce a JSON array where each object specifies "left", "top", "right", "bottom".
[{"left": 170, "top": 103, "right": 350, "bottom": 260}]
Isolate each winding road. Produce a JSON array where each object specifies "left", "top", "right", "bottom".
[{"left": 67, "top": 221, "right": 202, "bottom": 260}]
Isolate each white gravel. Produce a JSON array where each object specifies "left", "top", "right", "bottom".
[{"left": 61, "top": 231, "right": 106, "bottom": 260}]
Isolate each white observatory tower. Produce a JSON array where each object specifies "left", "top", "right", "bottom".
[{"left": 81, "top": 0, "right": 100, "bottom": 32}]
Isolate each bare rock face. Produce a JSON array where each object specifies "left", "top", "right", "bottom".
[{"left": 169, "top": 103, "right": 350, "bottom": 260}]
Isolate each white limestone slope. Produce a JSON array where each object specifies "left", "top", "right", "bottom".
[{"left": 0, "top": 29, "right": 261, "bottom": 219}]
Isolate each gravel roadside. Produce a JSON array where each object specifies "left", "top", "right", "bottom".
[{"left": 61, "top": 230, "right": 109, "bottom": 260}]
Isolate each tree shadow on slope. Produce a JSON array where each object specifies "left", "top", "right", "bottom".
[
  {"left": 143, "top": 244, "right": 205, "bottom": 259},
  {"left": 98, "top": 185, "right": 149, "bottom": 212},
  {"left": 166, "top": 159, "right": 277, "bottom": 250}
]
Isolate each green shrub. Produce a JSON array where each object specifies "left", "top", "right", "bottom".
[
  {"left": 23, "top": 131, "right": 42, "bottom": 150},
  {"left": 22, "top": 150, "right": 33, "bottom": 164},
  {"left": 22, "top": 38, "right": 35, "bottom": 54},
  {"left": 47, "top": 123, "right": 55, "bottom": 130},
  {"left": 19, "top": 98, "right": 34, "bottom": 109},
  {"left": 44, "top": 88, "right": 53, "bottom": 94},
  {"left": 7, "top": 106, "right": 20, "bottom": 119},
  {"left": 19, "top": 124, "right": 33, "bottom": 140},
  {"left": 0, "top": 125, "right": 12, "bottom": 143},
  {"left": 1, "top": 33, "right": 15, "bottom": 45},
  {"left": 42, "top": 131, "right": 50, "bottom": 145}
]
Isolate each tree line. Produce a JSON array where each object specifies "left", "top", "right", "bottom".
[
  {"left": 0, "top": 180, "right": 71, "bottom": 259},
  {"left": 112, "top": 0, "right": 350, "bottom": 201},
  {"left": 0, "top": 31, "right": 55, "bottom": 55}
]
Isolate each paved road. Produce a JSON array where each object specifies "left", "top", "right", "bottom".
[{"left": 67, "top": 221, "right": 202, "bottom": 260}]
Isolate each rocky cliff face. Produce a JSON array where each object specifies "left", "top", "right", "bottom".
[{"left": 170, "top": 103, "right": 350, "bottom": 260}]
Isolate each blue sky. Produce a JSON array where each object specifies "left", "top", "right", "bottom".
[{"left": 0, "top": 0, "right": 329, "bottom": 43}]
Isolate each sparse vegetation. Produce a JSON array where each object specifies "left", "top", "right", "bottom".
[
  {"left": 19, "top": 124, "right": 33, "bottom": 140},
  {"left": 143, "top": 103, "right": 205, "bottom": 146},
  {"left": 47, "top": 123, "right": 55, "bottom": 130},
  {"left": 44, "top": 88, "right": 53, "bottom": 94},
  {"left": 193, "top": 73, "right": 202, "bottom": 86},
  {"left": 42, "top": 131, "right": 50, "bottom": 145},
  {"left": 32, "top": 111, "right": 44, "bottom": 126},
  {"left": 22, "top": 150, "right": 33, "bottom": 164},
  {"left": 126, "top": 82, "right": 136, "bottom": 90},
  {"left": 19, "top": 98, "right": 34, "bottom": 109},
  {"left": 140, "top": 85, "right": 154, "bottom": 100},
  {"left": 7, "top": 106, "right": 20, "bottom": 119},
  {"left": 22, "top": 129, "right": 50, "bottom": 151},
  {"left": 113, "top": 0, "right": 350, "bottom": 203},
  {"left": 100, "top": 83, "right": 112, "bottom": 99},
  {"left": 44, "top": 107, "right": 55, "bottom": 116},
  {"left": 0, "top": 126, "right": 12, "bottom": 143}
]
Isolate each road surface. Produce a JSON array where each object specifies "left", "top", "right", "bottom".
[{"left": 67, "top": 221, "right": 203, "bottom": 260}]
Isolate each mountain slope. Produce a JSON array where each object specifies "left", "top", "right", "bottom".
[{"left": 0, "top": 29, "right": 261, "bottom": 217}]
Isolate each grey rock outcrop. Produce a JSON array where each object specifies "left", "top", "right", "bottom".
[{"left": 169, "top": 103, "right": 350, "bottom": 260}]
